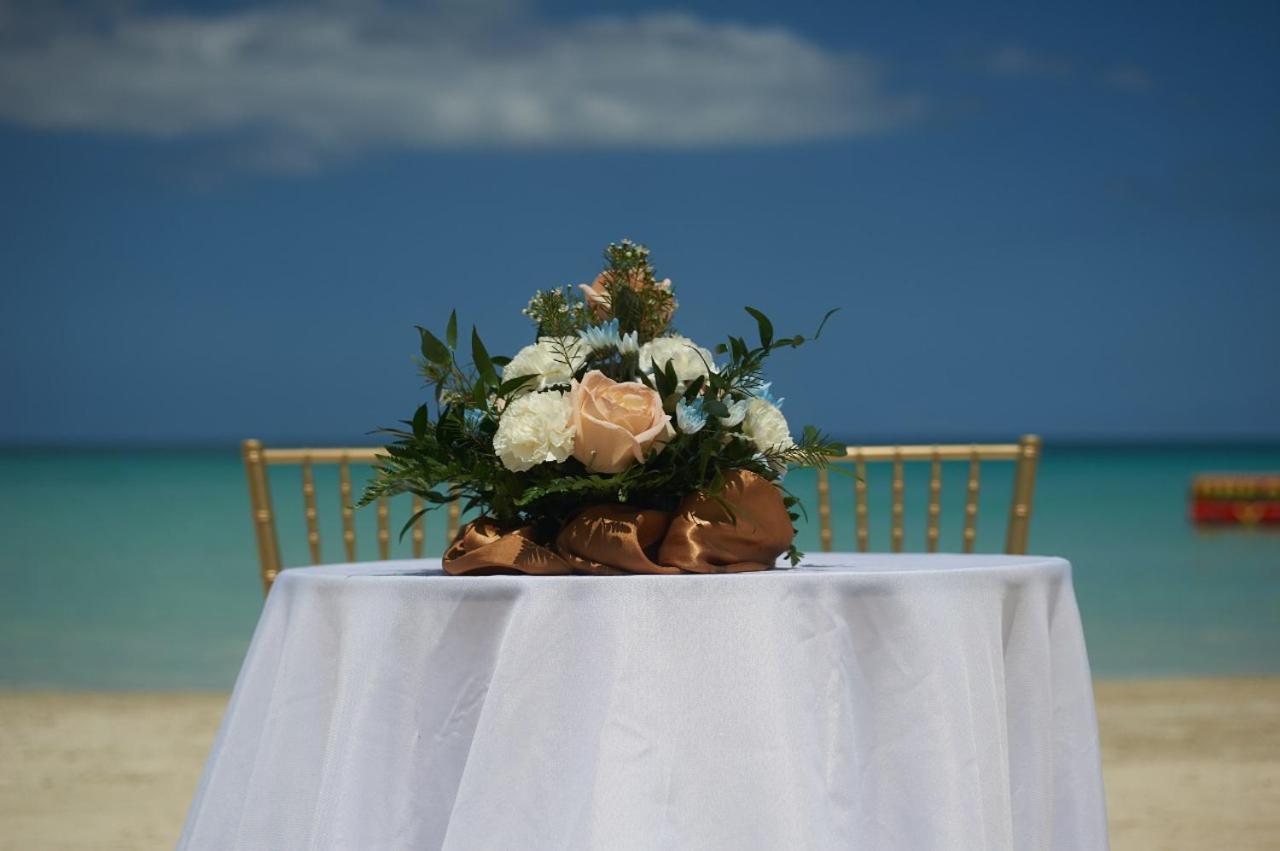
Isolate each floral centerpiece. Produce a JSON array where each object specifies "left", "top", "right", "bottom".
[{"left": 360, "top": 240, "right": 840, "bottom": 575}]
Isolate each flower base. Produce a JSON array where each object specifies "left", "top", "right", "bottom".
[{"left": 443, "top": 471, "right": 793, "bottom": 575}]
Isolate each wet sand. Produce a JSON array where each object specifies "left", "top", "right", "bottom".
[{"left": 2, "top": 678, "right": 1277, "bottom": 850}]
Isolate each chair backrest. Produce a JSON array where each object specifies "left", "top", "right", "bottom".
[
  {"left": 241, "top": 440, "right": 459, "bottom": 594},
  {"left": 243, "top": 435, "right": 1042, "bottom": 590},
  {"left": 815, "top": 435, "right": 1042, "bottom": 554}
]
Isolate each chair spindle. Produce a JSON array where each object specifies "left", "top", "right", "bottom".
[
  {"left": 926, "top": 448, "right": 942, "bottom": 553},
  {"left": 854, "top": 451, "right": 869, "bottom": 552},
  {"left": 411, "top": 495, "right": 425, "bottom": 558},
  {"left": 817, "top": 467, "right": 833, "bottom": 552},
  {"left": 890, "top": 449, "right": 904, "bottom": 553},
  {"left": 301, "top": 456, "right": 322, "bottom": 564},
  {"left": 963, "top": 448, "right": 981, "bottom": 554},
  {"left": 376, "top": 497, "right": 390, "bottom": 560},
  {"left": 339, "top": 457, "right": 356, "bottom": 561},
  {"left": 446, "top": 499, "right": 460, "bottom": 543}
]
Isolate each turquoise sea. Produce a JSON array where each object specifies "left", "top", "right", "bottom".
[{"left": 1, "top": 446, "right": 1278, "bottom": 689}]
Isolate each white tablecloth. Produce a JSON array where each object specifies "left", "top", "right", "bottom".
[{"left": 180, "top": 554, "right": 1108, "bottom": 850}]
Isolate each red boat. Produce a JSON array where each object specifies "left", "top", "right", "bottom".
[{"left": 1190, "top": 473, "right": 1280, "bottom": 525}]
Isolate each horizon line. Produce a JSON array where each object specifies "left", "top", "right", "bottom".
[{"left": 3, "top": 436, "right": 1279, "bottom": 453}]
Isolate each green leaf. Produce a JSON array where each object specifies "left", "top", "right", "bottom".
[
  {"left": 472, "top": 327, "right": 499, "bottom": 387},
  {"left": 411, "top": 404, "right": 429, "bottom": 438},
  {"left": 497, "top": 374, "right": 537, "bottom": 396},
  {"left": 445, "top": 310, "right": 458, "bottom": 350},
  {"left": 744, "top": 306, "right": 773, "bottom": 349},
  {"left": 664, "top": 359, "right": 679, "bottom": 391},
  {"left": 398, "top": 508, "right": 429, "bottom": 542},
  {"left": 432, "top": 411, "right": 446, "bottom": 446},
  {"left": 729, "top": 336, "right": 748, "bottom": 362},
  {"left": 683, "top": 375, "right": 706, "bottom": 401},
  {"left": 654, "top": 359, "right": 678, "bottom": 398},
  {"left": 812, "top": 307, "right": 840, "bottom": 340},
  {"left": 417, "top": 326, "right": 452, "bottom": 366}
]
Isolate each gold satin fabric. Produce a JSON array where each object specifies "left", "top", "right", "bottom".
[
  {"left": 442, "top": 518, "right": 574, "bottom": 575},
  {"left": 657, "top": 471, "right": 796, "bottom": 572},
  {"left": 443, "top": 471, "right": 793, "bottom": 576}
]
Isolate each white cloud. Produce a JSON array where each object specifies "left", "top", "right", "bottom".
[
  {"left": 1102, "top": 65, "right": 1154, "bottom": 93},
  {"left": 984, "top": 45, "right": 1074, "bottom": 78},
  {"left": 0, "top": 1, "right": 921, "bottom": 167}
]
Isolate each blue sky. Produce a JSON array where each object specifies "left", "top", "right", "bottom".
[{"left": 1, "top": 0, "right": 1278, "bottom": 444}]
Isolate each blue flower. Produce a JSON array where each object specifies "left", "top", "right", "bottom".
[
  {"left": 676, "top": 398, "right": 708, "bottom": 434},
  {"left": 617, "top": 330, "right": 640, "bottom": 356},
  {"left": 719, "top": 399, "right": 750, "bottom": 427},
  {"left": 464, "top": 408, "right": 486, "bottom": 430},
  {"left": 756, "top": 382, "right": 784, "bottom": 409},
  {"left": 578, "top": 319, "right": 622, "bottom": 352}
]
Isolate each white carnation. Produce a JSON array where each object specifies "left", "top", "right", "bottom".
[
  {"left": 638, "top": 335, "right": 716, "bottom": 391},
  {"left": 741, "top": 398, "right": 793, "bottom": 454},
  {"left": 502, "top": 337, "right": 586, "bottom": 392},
  {"left": 492, "top": 390, "right": 576, "bottom": 472}
]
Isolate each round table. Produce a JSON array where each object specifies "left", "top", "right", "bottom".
[{"left": 180, "top": 554, "right": 1108, "bottom": 850}]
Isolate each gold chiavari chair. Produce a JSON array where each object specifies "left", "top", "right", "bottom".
[
  {"left": 815, "top": 435, "right": 1042, "bottom": 554},
  {"left": 241, "top": 440, "right": 460, "bottom": 595}
]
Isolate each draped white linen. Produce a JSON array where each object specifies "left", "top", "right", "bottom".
[{"left": 180, "top": 554, "right": 1108, "bottom": 850}]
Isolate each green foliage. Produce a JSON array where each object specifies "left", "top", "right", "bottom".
[
  {"left": 522, "top": 287, "right": 590, "bottom": 337},
  {"left": 597, "top": 240, "right": 676, "bottom": 342}
]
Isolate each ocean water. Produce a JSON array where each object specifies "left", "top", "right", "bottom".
[{"left": 1, "top": 446, "right": 1277, "bottom": 689}]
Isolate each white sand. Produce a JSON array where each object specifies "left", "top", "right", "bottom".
[
  {"left": 1093, "top": 678, "right": 1280, "bottom": 850},
  {"left": 0, "top": 693, "right": 223, "bottom": 851},
  {"left": 2, "top": 679, "right": 1278, "bottom": 850}
]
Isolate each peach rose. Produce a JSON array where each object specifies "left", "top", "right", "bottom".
[
  {"left": 578, "top": 270, "right": 634, "bottom": 320},
  {"left": 578, "top": 270, "right": 673, "bottom": 321},
  {"left": 570, "top": 370, "right": 674, "bottom": 473}
]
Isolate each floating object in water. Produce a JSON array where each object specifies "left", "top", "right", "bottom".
[{"left": 1190, "top": 473, "right": 1280, "bottom": 525}]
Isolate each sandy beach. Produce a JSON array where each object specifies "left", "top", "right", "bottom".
[{"left": 2, "top": 678, "right": 1277, "bottom": 850}]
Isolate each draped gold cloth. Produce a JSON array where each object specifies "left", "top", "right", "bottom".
[
  {"left": 442, "top": 519, "right": 571, "bottom": 575},
  {"left": 443, "top": 471, "right": 793, "bottom": 576}
]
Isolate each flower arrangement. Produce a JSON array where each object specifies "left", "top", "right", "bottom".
[{"left": 360, "top": 240, "right": 841, "bottom": 574}]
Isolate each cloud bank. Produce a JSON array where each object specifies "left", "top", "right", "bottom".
[{"left": 0, "top": 1, "right": 921, "bottom": 167}]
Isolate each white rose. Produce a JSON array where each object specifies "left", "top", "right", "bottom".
[
  {"left": 492, "top": 390, "right": 576, "bottom": 472},
  {"left": 502, "top": 337, "right": 586, "bottom": 392},
  {"left": 741, "top": 398, "right": 793, "bottom": 454},
  {"left": 638, "top": 335, "right": 716, "bottom": 392}
]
